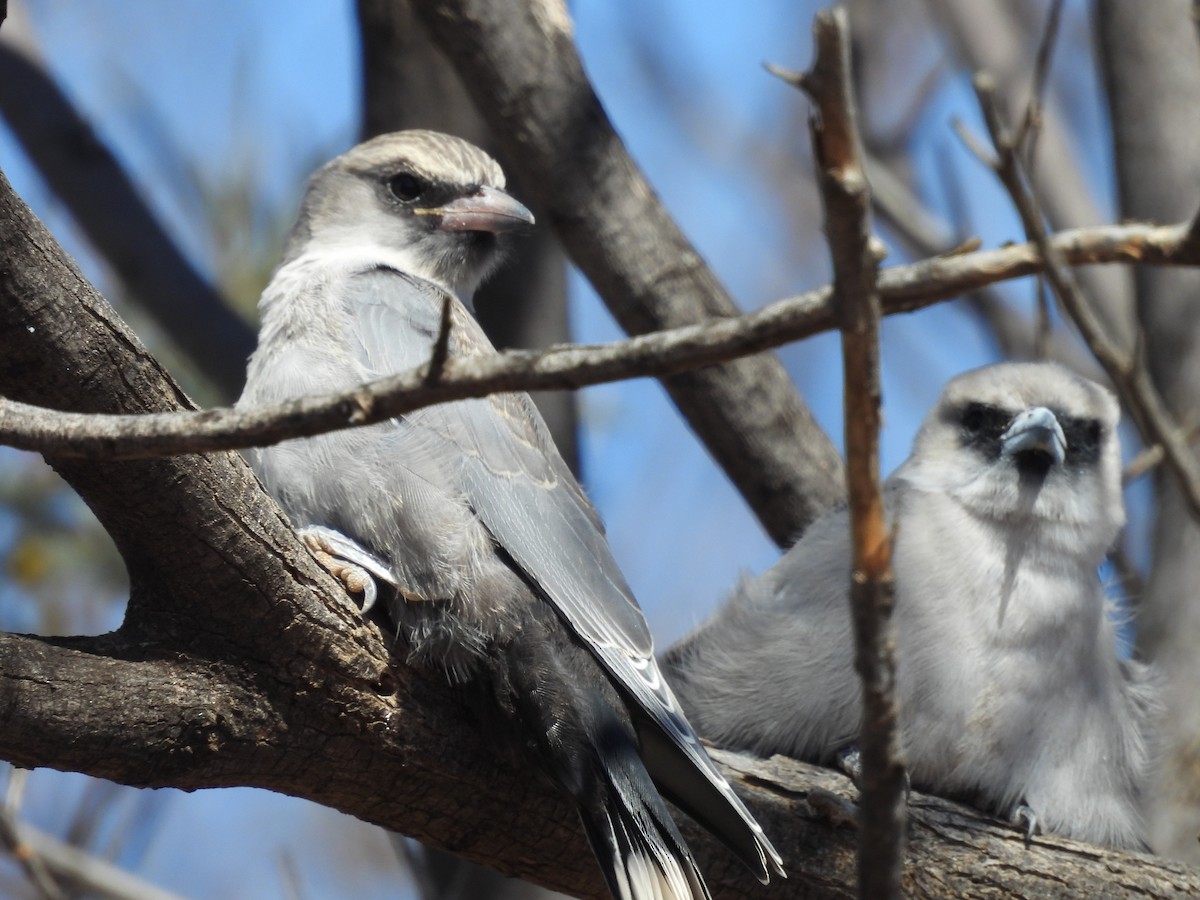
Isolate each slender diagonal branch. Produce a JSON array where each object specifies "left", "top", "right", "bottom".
[
  {"left": 0, "top": 43, "right": 254, "bottom": 399},
  {"left": 0, "top": 809, "right": 65, "bottom": 900},
  {"left": 973, "top": 74, "right": 1200, "bottom": 525},
  {"left": 865, "top": 147, "right": 1102, "bottom": 378},
  {"left": 1015, "top": 0, "right": 1066, "bottom": 152}
]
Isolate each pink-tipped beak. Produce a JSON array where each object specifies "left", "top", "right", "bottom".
[{"left": 431, "top": 185, "right": 535, "bottom": 234}]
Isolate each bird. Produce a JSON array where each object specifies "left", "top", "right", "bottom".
[
  {"left": 663, "top": 362, "right": 1160, "bottom": 850},
  {"left": 237, "top": 130, "right": 785, "bottom": 900}
]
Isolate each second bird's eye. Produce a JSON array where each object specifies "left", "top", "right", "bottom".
[
  {"left": 960, "top": 402, "right": 1008, "bottom": 439},
  {"left": 388, "top": 172, "right": 424, "bottom": 202},
  {"left": 961, "top": 402, "right": 988, "bottom": 434}
]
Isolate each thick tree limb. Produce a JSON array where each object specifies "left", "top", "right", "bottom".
[{"left": 0, "top": 41, "right": 254, "bottom": 400}]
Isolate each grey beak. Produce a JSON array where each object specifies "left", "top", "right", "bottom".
[
  {"left": 428, "top": 185, "right": 535, "bottom": 234},
  {"left": 1001, "top": 406, "right": 1067, "bottom": 466}
]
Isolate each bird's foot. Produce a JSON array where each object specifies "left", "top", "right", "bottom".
[
  {"left": 298, "top": 526, "right": 395, "bottom": 615},
  {"left": 835, "top": 745, "right": 862, "bottom": 783},
  {"left": 834, "top": 744, "right": 911, "bottom": 802},
  {"left": 1013, "top": 801, "right": 1042, "bottom": 848}
]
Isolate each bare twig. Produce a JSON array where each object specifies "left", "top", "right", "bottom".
[
  {"left": 1123, "top": 419, "right": 1200, "bottom": 485},
  {"left": 928, "top": 0, "right": 1133, "bottom": 348},
  {"left": 3, "top": 820, "right": 181, "bottom": 900},
  {"left": 426, "top": 293, "right": 454, "bottom": 384},
  {"left": 866, "top": 145, "right": 1101, "bottom": 377},
  {"left": 1, "top": 216, "right": 1198, "bottom": 461},
  {"left": 0, "top": 769, "right": 170, "bottom": 900},
  {"left": 951, "top": 117, "right": 999, "bottom": 170},
  {"left": 1124, "top": 444, "right": 1167, "bottom": 485},
  {"left": 0, "top": 774, "right": 65, "bottom": 900},
  {"left": 1015, "top": 0, "right": 1066, "bottom": 153},
  {"left": 1019, "top": 0, "right": 1067, "bottom": 358},
  {"left": 973, "top": 73, "right": 1200, "bottom": 525},
  {"left": 0, "top": 812, "right": 65, "bottom": 900},
  {"left": 781, "top": 10, "right": 905, "bottom": 898}
]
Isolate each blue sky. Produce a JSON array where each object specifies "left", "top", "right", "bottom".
[{"left": 0, "top": 1, "right": 1117, "bottom": 896}]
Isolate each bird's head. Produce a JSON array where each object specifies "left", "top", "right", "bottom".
[
  {"left": 285, "top": 130, "right": 535, "bottom": 305},
  {"left": 899, "top": 362, "right": 1124, "bottom": 558}
]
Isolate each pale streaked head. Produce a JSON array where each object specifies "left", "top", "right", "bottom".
[{"left": 283, "top": 130, "right": 534, "bottom": 303}]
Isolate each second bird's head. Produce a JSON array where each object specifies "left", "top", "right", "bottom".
[
  {"left": 286, "top": 130, "right": 535, "bottom": 303},
  {"left": 901, "top": 362, "right": 1124, "bottom": 559}
]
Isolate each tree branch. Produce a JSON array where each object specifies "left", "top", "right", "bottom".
[
  {"left": 2, "top": 768, "right": 180, "bottom": 900},
  {"left": 972, "top": 74, "right": 1200, "bottom": 526},
  {"left": 0, "top": 41, "right": 254, "bottom": 400},
  {"left": 0, "top": 213, "right": 1197, "bottom": 462},
  {"left": 927, "top": 0, "right": 1135, "bottom": 348},
  {"left": 781, "top": 10, "right": 905, "bottom": 896},
  {"left": 864, "top": 147, "right": 1103, "bottom": 380},
  {"left": 0, "top": 788, "right": 66, "bottom": 900}
]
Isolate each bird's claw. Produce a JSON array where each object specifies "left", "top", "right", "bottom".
[
  {"left": 1014, "top": 802, "right": 1041, "bottom": 847},
  {"left": 299, "top": 526, "right": 395, "bottom": 615},
  {"left": 834, "top": 744, "right": 911, "bottom": 804},
  {"left": 318, "top": 553, "right": 378, "bottom": 614},
  {"left": 835, "top": 745, "right": 862, "bottom": 784}
]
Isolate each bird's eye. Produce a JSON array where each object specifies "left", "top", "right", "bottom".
[
  {"left": 958, "top": 402, "right": 1010, "bottom": 458},
  {"left": 1060, "top": 415, "right": 1103, "bottom": 466},
  {"left": 960, "top": 402, "right": 989, "bottom": 435},
  {"left": 388, "top": 172, "right": 424, "bottom": 202}
]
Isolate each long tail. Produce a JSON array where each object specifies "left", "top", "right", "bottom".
[
  {"left": 494, "top": 614, "right": 725, "bottom": 899},
  {"left": 579, "top": 738, "right": 711, "bottom": 900}
]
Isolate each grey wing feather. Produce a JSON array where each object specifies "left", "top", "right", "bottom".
[
  {"left": 593, "top": 644, "right": 785, "bottom": 879},
  {"left": 343, "top": 268, "right": 783, "bottom": 879},
  {"left": 343, "top": 267, "right": 652, "bottom": 657}
]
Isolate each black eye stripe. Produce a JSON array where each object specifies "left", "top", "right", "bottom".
[
  {"left": 1059, "top": 414, "right": 1103, "bottom": 465},
  {"left": 953, "top": 402, "right": 1103, "bottom": 467},
  {"left": 956, "top": 402, "right": 1008, "bottom": 460},
  {"left": 382, "top": 169, "right": 485, "bottom": 213},
  {"left": 959, "top": 402, "right": 1009, "bottom": 435}
]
